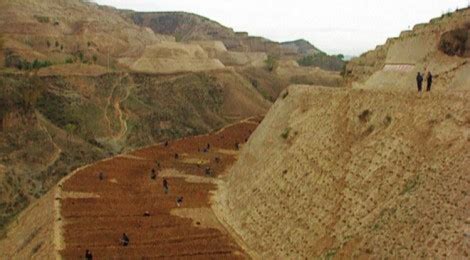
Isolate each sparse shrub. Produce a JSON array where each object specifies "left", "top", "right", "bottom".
[
  {"left": 282, "top": 90, "right": 289, "bottom": 99},
  {"left": 77, "top": 51, "right": 84, "bottom": 62},
  {"left": 46, "top": 40, "right": 51, "bottom": 48},
  {"left": 439, "top": 27, "right": 469, "bottom": 57},
  {"left": 55, "top": 41, "right": 59, "bottom": 48},
  {"left": 298, "top": 52, "right": 345, "bottom": 71},
  {"left": 281, "top": 127, "right": 291, "bottom": 139},
  {"left": 92, "top": 54, "right": 98, "bottom": 63},
  {"left": 384, "top": 115, "right": 392, "bottom": 126},
  {"left": 250, "top": 78, "right": 259, "bottom": 88},
  {"left": 4, "top": 51, "right": 52, "bottom": 70},
  {"left": 358, "top": 109, "right": 372, "bottom": 123},
  {"left": 264, "top": 55, "right": 279, "bottom": 72},
  {"left": 401, "top": 175, "right": 420, "bottom": 195},
  {"left": 65, "top": 58, "right": 74, "bottom": 64},
  {"left": 34, "top": 15, "right": 50, "bottom": 23}
]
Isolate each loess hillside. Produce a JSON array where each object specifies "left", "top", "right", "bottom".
[{"left": 218, "top": 86, "right": 470, "bottom": 259}]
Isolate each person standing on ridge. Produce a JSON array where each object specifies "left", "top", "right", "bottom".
[
  {"left": 426, "top": 71, "right": 433, "bottom": 94},
  {"left": 416, "top": 72, "right": 424, "bottom": 96}
]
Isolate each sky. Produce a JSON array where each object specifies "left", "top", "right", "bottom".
[{"left": 94, "top": 0, "right": 469, "bottom": 56}]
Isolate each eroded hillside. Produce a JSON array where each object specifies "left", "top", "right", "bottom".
[
  {"left": 217, "top": 86, "right": 470, "bottom": 259},
  {"left": 0, "top": 70, "right": 270, "bottom": 233}
]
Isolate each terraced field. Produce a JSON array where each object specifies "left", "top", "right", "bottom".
[{"left": 58, "top": 118, "right": 261, "bottom": 259}]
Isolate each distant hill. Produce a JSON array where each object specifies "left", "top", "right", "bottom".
[
  {"left": 281, "top": 39, "right": 322, "bottom": 57},
  {"left": 125, "top": 12, "right": 345, "bottom": 71},
  {"left": 124, "top": 11, "right": 284, "bottom": 54}
]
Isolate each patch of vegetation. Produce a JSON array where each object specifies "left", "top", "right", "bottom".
[
  {"left": 384, "top": 115, "right": 392, "bottom": 126},
  {"left": 31, "top": 242, "right": 43, "bottom": 254},
  {"left": 401, "top": 175, "right": 420, "bottom": 195},
  {"left": 281, "top": 127, "right": 291, "bottom": 139},
  {"left": 264, "top": 55, "right": 279, "bottom": 72},
  {"left": 363, "top": 125, "right": 375, "bottom": 136},
  {"left": 358, "top": 109, "right": 372, "bottom": 123},
  {"left": 439, "top": 27, "right": 469, "bottom": 57},
  {"left": 37, "top": 91, "right": 71, "bottom": 128},
  {"left": 282, "top": 90, "right": 289, "bottom": 99},
  {"left": 325, "top": 248, "right": 339, "bottom": 260},
  {"left": 4, "top": 51, "right": 52, "bottom": 70},
  {"left": 33, "top": 15, "right": 50, "bottom": 23},
  {"left": 298, "top": 52, "right": 345, "bottom": 71}
]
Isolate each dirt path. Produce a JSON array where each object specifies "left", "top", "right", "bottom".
[{"left": 57, "top": 117, "right": 262, "bottom": 259}]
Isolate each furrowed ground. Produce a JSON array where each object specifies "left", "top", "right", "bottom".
[{"left": 57, "top": 118, "right": 261, "bottom": 259}]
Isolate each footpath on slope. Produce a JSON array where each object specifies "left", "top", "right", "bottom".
[{"left": 56, "top": 117, "right": 262, "bottom": 259}]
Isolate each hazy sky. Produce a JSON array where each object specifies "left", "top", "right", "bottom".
[{"left": 95, "top": 0, "right": 468, "bottom": 56}]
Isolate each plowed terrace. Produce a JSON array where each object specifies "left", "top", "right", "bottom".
[{"left": 58, "top": 118, "right": 261, "bottom": 259}]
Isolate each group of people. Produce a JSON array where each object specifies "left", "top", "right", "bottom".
[
  {"left": 86, "top": 139, "right": 226, "bottom": 259},
  {"left": 416, "top": 71, "right": 433, "bottom": 95}
]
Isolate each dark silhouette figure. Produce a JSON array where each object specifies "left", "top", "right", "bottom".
[
  {"left": 174, "top": 153, "right": 179, "bottom": 159},
  {"left": 164, "top": 141, "right": 169, "bottom": 147},
  {"left": 85, "top": 249, "right": 93, "bottom": 260},
  {"left": 205, "top": 167, "right": 212, "bottom": 176},
  {"left": 150, "top": 169, "right": 157, "bottom": 180},
  {"left": 163, "top": 178, "right": 169, "bottom": 194},
  {"left": 143, "top": 211, "right": 151, "bottom": 217},
  {"left": 426, "top": 72, "right": 433, "bottom": 92},
  {"left": 416, "top": 72, "right": 424, "bottom": 94},
  {"left": 99, "top": 172, "right": 105, "bottom": 181},
  {"left": 176, "top": 196, "right": 183, "bottom": 207},
  {"left": 214, "top": 157, "right": 221, "bottom": 164},
  {"left": 120, "top": 233, "right": 130, "bottom": 246}
]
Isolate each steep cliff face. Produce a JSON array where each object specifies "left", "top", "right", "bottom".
[
  {"left": 218, "top": 86, "right": 470, "bottom": 259},
  {"left": 345, "top": 8, "right": 470, "bottom": 91}
]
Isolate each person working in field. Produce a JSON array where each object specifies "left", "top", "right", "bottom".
[
  {"left": 150, "top": 168, "right": 157, "bottom": 180},
  {"left": 163, "top": 178, "right": 169, "bottom": 194},
  {"left": 120, "top": 233, "right": 130, "bottom": 246},
  {"left": 85, "top": 249, "right": 93, "bottom": 260}
]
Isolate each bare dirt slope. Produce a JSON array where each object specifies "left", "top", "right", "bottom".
[
  {"left": 0, "top": 118, "right": 260, "bottom": 259},
  {"left": 218, "top": 86, "right": 470, "bottom": 259},
  {"left": 0, "top": 190, "right": 56, "bottom": 259}
]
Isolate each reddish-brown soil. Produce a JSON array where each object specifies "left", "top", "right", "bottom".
[{"left": 59, "top": 119, "right": 260, "bottom": 259}]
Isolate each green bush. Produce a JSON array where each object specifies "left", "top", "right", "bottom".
[
  {"left": 5, "top": 54, "right": 52, "bottom": 70},
  {"left": 298, "top": 53, "right": 345, "bottom": 71},
  {"left": 265, "top": 55, "right": 279, "bottom": 72},
  {"left": 34, "top": 15, "right": 50, "bottom": 23},
  {"left": 281, "top": 127, "right": 291, "bottom": 139}
]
